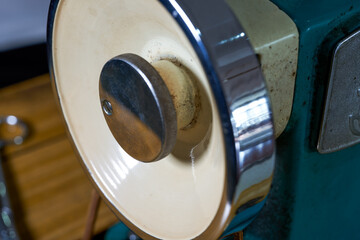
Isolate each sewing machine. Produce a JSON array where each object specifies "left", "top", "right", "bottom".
[{"left": 46, "top": 0, "right": 360, "bottom": 239}]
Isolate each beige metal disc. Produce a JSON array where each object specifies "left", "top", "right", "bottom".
[{"left": 50, "top": 0, "right": 226, "bottom": 239}]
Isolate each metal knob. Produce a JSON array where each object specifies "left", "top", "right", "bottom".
[{"left": 99, "top": 54, "right": 187, "bottom": 162}]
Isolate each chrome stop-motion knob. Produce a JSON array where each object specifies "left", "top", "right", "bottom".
[
  {"left": 99, "top": 54, "right": 177, "bottom": 162},
  {"left": 100, "top": 53, "right": 199, "bottom": 162}
]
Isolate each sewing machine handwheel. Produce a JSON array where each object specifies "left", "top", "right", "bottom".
[{"left": 48, "top": 0, "right": 275, "bottom": 239}]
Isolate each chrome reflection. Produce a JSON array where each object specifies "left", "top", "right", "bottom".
[
  {"left": 160, "top": 0, "right": 276, "bottom": 237},
  {"left": 230, "top": 90, "right": 275, "bottom": 217},
  {"left": 217, "top": 32, "right": 246, "bottom": 46}
]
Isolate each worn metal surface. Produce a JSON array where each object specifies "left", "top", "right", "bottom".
[
  {"left": 226, "top": 0, "right": 299, "bottom": 138},
  {"left": 318, "top": 29, "right": 360, "bottom": 153}
]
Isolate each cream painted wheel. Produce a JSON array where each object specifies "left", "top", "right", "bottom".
[{"left": 48, "top": 0, "right": 275, "bottom": 239}]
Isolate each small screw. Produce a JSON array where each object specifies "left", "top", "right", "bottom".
[{"left": 102, "top": 100, "right": 113, "bottom": 116}]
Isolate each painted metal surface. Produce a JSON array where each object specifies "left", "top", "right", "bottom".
[
  {"left": 244, "top": 0, "right": 360, "bottom": 239},
  {"left": 226, "top": 0, "right": 299, "bottom": 138}
]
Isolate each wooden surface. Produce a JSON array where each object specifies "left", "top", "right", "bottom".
[{"left": 0, "top": 75, "right": 118, "bottom": 240}]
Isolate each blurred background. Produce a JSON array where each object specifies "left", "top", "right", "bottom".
[
  {"left": 0, "top": 1, "right": 121, "bottom": 239},
  {"left": 0, "top": 0, "right": 49, "bottom": 87}
]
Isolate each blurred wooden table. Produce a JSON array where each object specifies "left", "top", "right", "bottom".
[{"left": 0, "top": 75, "right": 118, "bottom": 240}]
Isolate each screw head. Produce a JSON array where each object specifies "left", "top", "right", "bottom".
[{"left": 102, "top": 100, "right": 113, "bottom": 116}]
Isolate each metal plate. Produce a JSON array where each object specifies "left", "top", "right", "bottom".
[{"left": 318, "top": 29, "right": 360, "bottom": 153}]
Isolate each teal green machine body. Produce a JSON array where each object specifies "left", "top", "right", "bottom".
[{"left": 245, "top": 0, "right": 360, "bottom": 239}]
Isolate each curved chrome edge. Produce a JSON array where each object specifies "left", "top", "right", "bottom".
[
  {"left": 159, "top": 0, "right": 276, "bottom": 238},
  {"left": 47, "top": 0, "right": 275, "bottom": 239}
]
